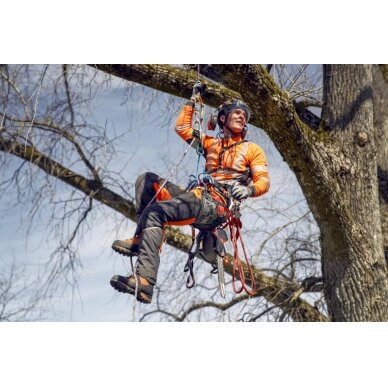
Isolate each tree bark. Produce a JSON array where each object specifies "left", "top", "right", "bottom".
[
  {"left": 373, "top": 65, "right": 388, "bottom": 262},
  {"left": 321, "top": 65, "right": 387, "bottom": 321}
]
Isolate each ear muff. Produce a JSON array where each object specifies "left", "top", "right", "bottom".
[
  {"left": 241, "top": 125, "right": 248, "bottom": 139},
  {"left": 207, "top": 112, "right": 218, "bottom": 131}
]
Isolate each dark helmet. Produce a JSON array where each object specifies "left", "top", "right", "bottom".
[{"left": 216, "top": 99, "right": 251, "bottom": 129}]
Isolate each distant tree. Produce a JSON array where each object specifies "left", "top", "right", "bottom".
[{"left": 0, "top": 260, "right": 48, "bottom": 321}]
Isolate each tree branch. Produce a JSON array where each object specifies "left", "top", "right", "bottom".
[
  {"left": 0, "top": 111, "right": 102, "bottom": 183},
  {"left": 175, "top": 292, "right": 256, "bottom": 321},
  {"left": 90, "top": 64, "right": 242, "bottom": 108},
  {"left": 0, "top": 137, "right": 136, "bottom": 219},
  {"left": 92, "top": 64, "right": 341, "bottom": 231}
]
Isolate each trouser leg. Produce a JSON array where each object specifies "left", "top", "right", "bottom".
[
  {"left": 135, "top": 172, "right": 186, "bottom": 221},
  {"left": 135, "top": 191, "right": 202, "bottom": 285}
]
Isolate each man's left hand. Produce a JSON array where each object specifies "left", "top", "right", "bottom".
[
  {"left": 231, "top": 185, "right": 255, "bottom": 200},
  {"left": 193, "top": 81, "right": 206, "bottom": 97},
  {"left": 192, "top": 128, "right": 201, "bottom": 139}
]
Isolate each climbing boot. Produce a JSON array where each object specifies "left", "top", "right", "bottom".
[
  {"left": 110, "top": 274, "right": 153, "bottom": 304},
  {"left": 111, "top": 235, "right": 141, "bottom": 256}
]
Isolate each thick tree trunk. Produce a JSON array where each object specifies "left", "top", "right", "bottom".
[
  {"left": 321, "top": 65, "right": 388, "bottom": 321},
  {"left": 373, "top": 65, "right": 388, "bottom": 262}
]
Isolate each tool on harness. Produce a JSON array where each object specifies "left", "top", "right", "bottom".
[
  {"left": 184, "top": 181, "right": 257, "bottom": 298},
  {"left": 184, "top": 207, "right": 257, "bottom": 297},
  {"left": 185, "top": 182, "right": 242, "bottom": 288},
  {"left": 184, "top": 226, "right": 228, "bottom": 298},
  {"left": 205, "top": 227, "right": 228, "bottom": 298}
]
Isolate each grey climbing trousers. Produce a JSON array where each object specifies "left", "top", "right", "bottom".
[{"left": 134, "top": 172, "right": 202, "bottom": 285}]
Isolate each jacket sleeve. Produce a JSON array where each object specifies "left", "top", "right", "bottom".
[
  {"left": 248, "top": 143, "right": 270, "bottom": 197},
  {"left": 175, "top": 101, "right": 198, "bottom": 146}
]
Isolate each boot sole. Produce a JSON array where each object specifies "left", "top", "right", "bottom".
[
  {"left": 110, "top": 279, "right": 151, "bottom": 304},
  {"left": 111, "top": 244, "right": 139, "bottom": 257}
]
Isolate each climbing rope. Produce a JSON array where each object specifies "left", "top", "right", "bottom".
[
  {"left": 184, "top": 203, "right": 256, "bottom": 297},
  {"left": 143, "top": 75, "right": 205, "bottom": 210},
  {"left": 129, "top": 256, "right": 138, "bottom": 321},
  {"left": 127, "top": 72, "right": 206, "bottom": 319},
  {"left": 227, "top": 212, "right": 256, "bottom": 296}
]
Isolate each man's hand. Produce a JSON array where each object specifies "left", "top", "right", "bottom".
[
  {"left": 230, "top": 185, "right": 255, "bottom": 200},
  {"left": 193, "top": 81, "right": 206, "bottom": 97}
]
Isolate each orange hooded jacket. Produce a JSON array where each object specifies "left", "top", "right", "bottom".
[{"left": 175, "top": 103, "right": 270, "bottom": 199}]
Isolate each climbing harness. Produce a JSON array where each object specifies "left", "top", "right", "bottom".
[{"left": 184, "top": 187, "right": 256, "bottom": 298}]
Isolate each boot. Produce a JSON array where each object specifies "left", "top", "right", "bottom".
[
  {"left": 110, "top": 274, "right": 153, "bottom": 304},
  {"left": 111, "top": 235, "right": 141, "bottom": 256}
]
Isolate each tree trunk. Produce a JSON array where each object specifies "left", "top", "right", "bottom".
[
  {"left": 373, "top": 65, "right": 388, "bottom": 262},
  {"left": 321, "top": 65, "right": 388, "bottom": 321}
]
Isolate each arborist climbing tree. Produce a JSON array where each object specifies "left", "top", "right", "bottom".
[{"left": 110, "top": 81, "right": 270, "bottom": 304}]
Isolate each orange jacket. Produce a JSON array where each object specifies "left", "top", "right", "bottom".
[{"left": 176, "top": 103, "right": 270, "bottom": 198}]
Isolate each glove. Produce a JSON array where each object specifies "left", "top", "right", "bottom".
[
  {"left": 192, "top": 81, "right": 206, "bottom": 97},
  {"left": 230, "top": 185, "right": 255, "bottom": 200}
]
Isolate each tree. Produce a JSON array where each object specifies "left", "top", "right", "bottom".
[
  {"left": 1, "top": 64, "right": 386, "bottom": 321},
  {"left": 0, "top": 260, "right": 48, "bottom": 321},
  {"left": 92, "top": 64, "right": 388, "bottom": 321}
]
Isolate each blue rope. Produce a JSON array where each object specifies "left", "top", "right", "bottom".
[{"left": 195, "top": 146, "right": 204, "bottom": 182}]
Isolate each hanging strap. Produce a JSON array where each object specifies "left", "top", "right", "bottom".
[{"left": 184, "top": 228, "right": 200, "bottom": 288}]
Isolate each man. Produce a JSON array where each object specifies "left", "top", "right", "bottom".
[{"left": 110, "top": 94, "right": 270, "bottom": 303}]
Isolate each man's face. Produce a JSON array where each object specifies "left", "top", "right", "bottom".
[{"left": 224, "top": 109, "right": 247, "bottom": 133}]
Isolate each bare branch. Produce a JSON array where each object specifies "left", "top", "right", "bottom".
[
  {"left": 175, "top": 292, "right": 257, "bottom": 322},
  {"left": 0, "top": 137, "right": 136, "bottom": 218}
]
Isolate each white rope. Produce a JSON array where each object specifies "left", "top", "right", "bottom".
[
  {"left": 130, "top": 256, "right": 138, "bottom": 322},
  {"left": 144, "top": 137, "right": 196, "bottom": 209},
  {"left": 144, "top": 68, "right": 205, "bottom": 208},
  {"left": 128, "top": 73, "right": 205, "bottom": 321}
]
